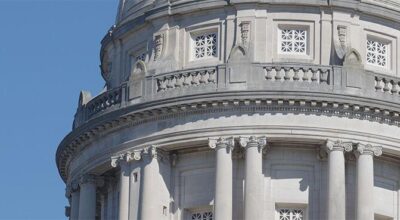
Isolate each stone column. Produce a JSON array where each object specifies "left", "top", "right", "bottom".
[
  {"left": 67, "top": 181, "right": 80, "bottom": 220},
  {"left": 325, "top": 140, "right": 353, "bottom": 220},
  {"left": 78, "top": 174, "right": 98, "bottom": 220},
  {"left": 209, "top": 137, "right": 235, "bottom": 220},
  {"left": 239, "top": 136, "right": 267, "bottom": 220},
  {"left": 355, "top": 143, "right": 382, "bottom": 220},
  {"left": 141, "top": 146, "right": 165, "bottom": 220},
  {"left": 106, "top": 177, "right": 116, "bottom": 220},
  {"left": 111, "top": 151, "right": 142, "bottom": 220}
]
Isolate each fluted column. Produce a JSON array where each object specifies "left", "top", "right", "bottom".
[
  {"left": 239, "top": 136, "right": 267, "bottom": 220},
  {"left": 78, "top": 174, "right": 98, "bottom": 220},
  {"left": 355, "top": 143, "right": 382, "bottom": 220},
  {"left": 111, "top": 151, "right": 141, "bottom": 220},
  {"left": 325, "top": 140, "right": 353, "bottom": 220},
  {"left": 209, "top": 137, "right": 234, "bottom": 220},
  {"left": 141, "top": 146, "right": 164, "bottom": 220}
]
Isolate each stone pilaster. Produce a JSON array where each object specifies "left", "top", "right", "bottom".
[
  {"left": 325, "top": 139, "right": 353, "bottom": 220},
  {"left": 239, "top": 136, "right": 267, "bottom": 220},
  {"left": 355, "top": 143, "right": 382, "bottom": 220},
  {"left": 209, "top": 137, "right": 235, "bottom": 220}
]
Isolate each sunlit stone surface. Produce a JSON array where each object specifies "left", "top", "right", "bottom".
[{"left": 58, "top": 0, "right": 400, "bottom": 219}]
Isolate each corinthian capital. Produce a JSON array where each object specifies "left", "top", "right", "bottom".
[
  {"left": 325, "top": 139, "right": 353, "bottom": 153},
  {"left": 208, "top": 137, "right": 234, "bottom": 151},
  {"left": 239, "top": 136, "right": 267, "bottom": 151},
  {"left": 355, "top": 143, "right": 382, "bottom": 157}
]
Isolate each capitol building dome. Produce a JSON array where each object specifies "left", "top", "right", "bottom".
[{"left": 57, "top": 0, "right": 400, "bottom": 220}]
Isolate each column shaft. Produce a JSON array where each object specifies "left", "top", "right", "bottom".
[
  {"left": 210, "top": 137, "right": 234, "bottom": 220},
  {"left": 327, "top": 150, "right": 346, "bottom": 220},
  {"left": 141, "top": 156, "right": 159, "bottom": 220},
  {"left": 355, "top": 144, "right": 382, "bottom": 220},
  {"left": 78, "top": 180, "right": 97, "bottom": 220},
  {"left": 325, "top": 140, "right": 352, "bottom": 220},
  {"left": 70, "top": 191, "right": 80, "bottom": 220},
  {"left": 118, "top": 163, "right": 130, "bottom": 220},
  {"left": 356, "top": 154, "right": 374, "bottom": 220},
  {"left": 240, "top": 136, "right": 266, "bottom": 220}
]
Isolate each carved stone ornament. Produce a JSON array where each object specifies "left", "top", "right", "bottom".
[
  {"left": 240, "top": 21, "right": 251, "bottom": 46},
  {"left": 208, "top": 137, "right": 235, "bottom": 151},
  {"left": 325, "top": 139, "right": 353, "bottom": 152},
  {"left": 154, "top": 34, "right": 164, "bottom": 61},
  {"left": 239, "top": 136, "right": 267, "bottom": 151},
  {"left": 79, "top": 174, "right": 98, "bottom": 185},
  {"left": 111, "top": 150, "right": 142, "bottom": 168},
  {"left": 143, "top": 145, "right": 167, "bottom": 161},
  {"left": 355, "top": 143, "right": 383, "bottom": 157},
  {"left": 334, "top": 25, "right": 349, "bottom": 59}
]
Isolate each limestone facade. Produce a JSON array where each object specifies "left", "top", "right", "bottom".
[{"left": 57, "top": 0, "right": 400, "bottom": 220}]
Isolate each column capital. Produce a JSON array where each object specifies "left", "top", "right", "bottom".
[
  {"left": 143, "top": 145, "right": 168, "bottom": 162},
  {"left": 325, "top": 139, "right": 353, "bottom": 153},
  {"left": 79, "top": 174, "right": 103, "bottom": 187},
  {"left": 65, "top": 180, "right": 80, "bottom": 198},
  {"left": 239, "top": 136, "right": 267, "bottom": 150},
  {"left": 208, "top": 137, "right": 234, "bottom": 151},
  {"left": 111, "top": 150, "right": 142, "bottom": 168},
  {"left": 355, "top": 143, "right": 382, "bottom": 157}
]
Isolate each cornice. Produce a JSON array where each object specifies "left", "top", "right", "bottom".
[{"left": 56, "top": 93, "right": 400, "bottom": 182}]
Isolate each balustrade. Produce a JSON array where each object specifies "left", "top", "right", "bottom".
[
  {"left": 375, "top": 75, "right": 400, "bottom": 95},
  {"left": 156, "top": 67, "right": 217, "bottom": 92},
  {"left": 86, "top": 87, "right": 123, "bottom": 117},
  {"left": 264, "top": 65, "right": 330, "bottom": 84},
  {"left": 73, "top": 64, "right": 400, "bottom": 126}
]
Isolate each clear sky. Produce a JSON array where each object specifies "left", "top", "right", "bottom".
[{"left": 0, "top": 0, "right": 118, "bottom": 219}]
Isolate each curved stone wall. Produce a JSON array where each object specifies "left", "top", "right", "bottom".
[{"left": 58, "top": 1, "right": 400, "bottom": 220}]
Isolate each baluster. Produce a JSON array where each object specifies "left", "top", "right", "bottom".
[
  {"left": 175, "top": 75, "right": 183, "bottom": 88},
  {"left": 375, "top": 77, "right": 383, "bottom": 91},
  {"left": 208, "top": 69, "right": 216, "bottom": 83},
  {"left": 311, "top": 68, "right": 318, "bottom": 82},
  {"left": 199, "top": 71, "right": 207, "bottom": 84},
  {"left": 293, "top": 68, "right": 300, "bottom": 81},
  {"left": 283, "top": 67, "right": 291, "bottom": 81},
  {"left": 275, "top": 67, "right": 282, "bottom": 81},
  {"left": 383, "top": 78, "right": 390, "bottom": 93},
  {"left": 192, "top": 72, "right": 200, "bottom": 85},
  {"left": 167, "top": 76, "right": 174, "bottom": 89},
  {"left": 265, "top": 67, "right": 273, "bottom": 80},
  {"left": 391, "top": 81, "right": 398, "bottom": 95},
  {"left": 183, "top": 74, "right": 191, "bottom": 86},
  {"left": 302, "top": 68, "right": 309, "bottom": 82}
]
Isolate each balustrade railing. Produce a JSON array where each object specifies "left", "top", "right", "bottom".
[
  {"left": 263, "top": 65, "right": 331, "bottom": 84},
  {"left": 156, "top": 67, "right": 217, "bottom": 92},
  {"left": 73, "top": 63, "right": 400, "bottom": 127},
  {"left": 86, "top": 86, "right": 123, "bottom": 118},
  {"left": 375, "top": 74, "right": 400, "bottom": 95}
]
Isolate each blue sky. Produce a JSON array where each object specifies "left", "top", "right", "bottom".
[{"left": 0, "top": 0, "right": 118, "bottom": 219}]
